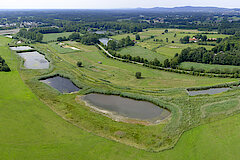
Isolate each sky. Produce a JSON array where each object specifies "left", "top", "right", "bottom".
[{"left": 0, "top": 0, "right": 239, "bottom": 9}]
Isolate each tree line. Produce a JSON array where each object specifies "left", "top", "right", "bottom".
[
  {"left": 106, "top": 36, "right": 135, "bottom": 50},
  {"left": 17, "top": 28, "right": 43, "bottom": 42},
  {"left": 57, "top": 32, "right": 102, "bottom": 45},
  {"left": 174, "top": 34, "right": 240, "bottom": 67}
]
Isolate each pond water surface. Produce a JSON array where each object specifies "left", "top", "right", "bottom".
[
  {"left": 10, "top": 46, "right": 33, "bottom": 51},
  {"left": 95, "top": 31, "right": 107, "bottom": 34},
  {"left": 83, "top": 93, "right": 171, "bottom": 121},
  {"left": 99, "top": 38, "right": 111, "bottom": 46},
  {"left": 188, "top": 87, "right": 231, "bottom": 96},
  {"left": 40, "top": 76, "right": 80, "bottom": 93},
  {"left": 18, "top": 51, "right": 49, "bottom": 69}
]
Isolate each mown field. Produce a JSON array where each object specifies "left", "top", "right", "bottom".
[
  {"left": 180, "top": 62, "right": 240, "bottom": 73},
  {"left": 42, "top": 32, "right": 74, "bottom": 42},
  {"left": 111, "top": 29, "right": 229, "bottom": 59},
  {"left": 2, "top": 35, "right": 240, "bottom": 159},
  {"left": 48, "top": 42, "right": 79, "bottom": 54},
  {"left": 117, "top": 45, "right": 168, "bottom": 63}
]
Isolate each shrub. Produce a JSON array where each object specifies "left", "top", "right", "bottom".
[
  {"left": 135, "top": 72, "right": 142, "bottom": 79},
  {"left": 77, "top": 61, "right": 82, "bottom": 67}
]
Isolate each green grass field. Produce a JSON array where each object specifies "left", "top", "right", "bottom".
[
  {"left": 50, "top": 41, "right": 236, "bottom": 89},
  {"left": 180, "top": 62, "right": 240, "bottom": 73},
  {"left": 42, "top": 32, "right": 74, "bottom": 42},
  {"left": 118, "top": 45, "right": 168, "bottom": 62},
  {"left": 2, "top": 35, "right": 240, "bottom": 159},
  {"left": 1, "top": 54, "right": 240, "bottom": 159},
  {"left": 48, "top": 42, "right": 78, "bottom": 54}
]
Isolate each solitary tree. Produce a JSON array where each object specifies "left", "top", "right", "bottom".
[
  {"left": 202, "top": 35, "right": 207, "bottom": 42},
  {"left": 135, "top": 72, "right": 142, "bottom": 79},
  {"left": 166, "top": 38, "right": 169, "bottom": 43},
  {"left": 135, "top": 34, "right": 141, "bottom": 40},
  {"left": 77, "top": 61, "right": 82, "bottom": 67},
  {"left": 180, "top": 36, "right": 190, "bottom": 44}
]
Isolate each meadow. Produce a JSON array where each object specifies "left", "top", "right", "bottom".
[
  {"left": 2, "top": 33, "right": 240, "bottom": 159},
  {"left": 180, "top": 62, "right": 240, "bottom": 73},
  {"left": 48, "top": 42, "right": 79, "bottom": 54},
  {"left": 42, "top": 32, "right": 74, "bottom": 42},
  {"left": 111, "top": 29, "right": 229, "bottom": 59},
  {"left": 47, "top": 41, "right": 236, "bottom": 89},
  {"left": 118, "top": 45, "right": 168, "bottom": 62}
]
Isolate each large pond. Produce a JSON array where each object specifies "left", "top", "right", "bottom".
[
  {"left": 10, "top": 46, "right": 33, "bottom": 51},
  {"left": 40, "top": 76, "right": 80, "bottom": 93},
  {"left": 188, "top": 87, "right": 231, "bottom": 96},
  {"left": 83, "top": 94, "right": 171, "bottom": 122},
  {"left": 99, "top": 38, "right": 111, "bottom": 46},
  {"left": 18, "top": 51, "right": 49, "bottom": 69}
]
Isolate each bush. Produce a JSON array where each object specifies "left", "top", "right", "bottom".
[
  {"left": 77, "top": 61, "right": 82, "bottom": 67},
  {"left": 0, "top": 56, "right": 11, "bottom": 72},
  {"left": 135, "top": 34, "right": 140, "bottom": 40},
  {"left": 135, "top": 72, "right": 141, "bottom": 79}
]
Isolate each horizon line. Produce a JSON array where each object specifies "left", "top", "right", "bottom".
[{"left": 0, "top": 6, "right": 238, "bottom": 10}]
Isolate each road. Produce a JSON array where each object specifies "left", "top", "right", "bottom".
[{"left": 97, "top": 44, "right": 144, "bottom": 65}]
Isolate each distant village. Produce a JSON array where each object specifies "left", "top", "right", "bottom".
[{"left": 189, "top": 37, "right": 217, "bottom": 43}]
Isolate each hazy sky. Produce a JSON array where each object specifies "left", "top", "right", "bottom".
[{"left": 0, "top": 0, "right": 240, "bottom": 9}]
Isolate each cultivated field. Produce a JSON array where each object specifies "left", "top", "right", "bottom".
[
  {"left": 111, "top": 29, "right": 229, "bottom": 59},
  {"left": 42, "top": 32, "right": 74, "bottom": 42}
]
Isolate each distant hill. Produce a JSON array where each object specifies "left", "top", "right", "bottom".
[{"left": 135, "top": 6, "right": 239, "bottom": 13}]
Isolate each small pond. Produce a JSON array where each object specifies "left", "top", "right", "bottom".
[
  {"left": 83, "top": 93, "right": 171, "bottom": 121},
  {"left": 95, "top": 30, "right": 107, "bottom": 34},
  {"left": 18, "top": 51, "right": 49, "bottom": 69},
  {"left": 99, "top": 38, "right": 111, "bottom": 46},
  {"left": 188, "top": 87, "right": 231, "bottom": 96},
  {"left": 40, "top": 76, "right": 80, "bottom": 93},
  {"left": 10, "top": 46, "right": 33, "bottom": 51}
]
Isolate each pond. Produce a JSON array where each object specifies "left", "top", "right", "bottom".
[
  {"left": 82, "top": 94, "right": 171, "bottom": 122},
  {"left": 10, "top": 46, "right": 33, "bottom": 51},
  {"left": 188, "top": 87, "right": 231, "bottom": 96},
  {"left": 40, "top": 76, "right": 80, "bottom": 93},
  {"left": 95, "top": 30, "right": 107, "bottom": 34},
  {"left": 18, "top": 51, "right": 49, "bottom": 69},
  {"left": 99, "top": 38, "right": 111, "bottom": 46}
]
